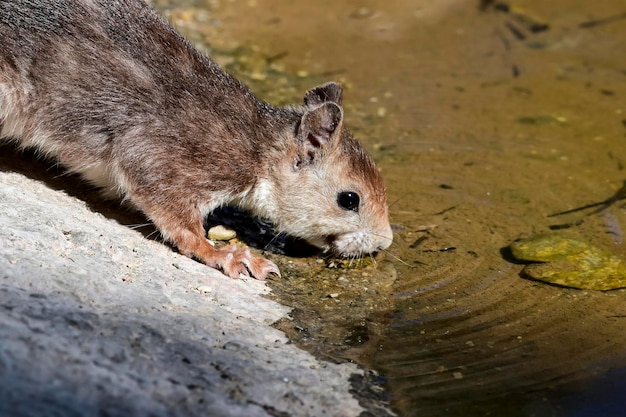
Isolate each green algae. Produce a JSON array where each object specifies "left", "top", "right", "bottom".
[{"left": 510, "top": 235, "right": 626, "bottom": 291}]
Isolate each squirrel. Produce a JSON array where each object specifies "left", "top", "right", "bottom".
[{"left": 0, "top": 0, "right": 393, "bottom": 279}]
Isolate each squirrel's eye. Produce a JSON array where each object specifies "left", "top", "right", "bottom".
[{"left": 337, "top": 191, "right": 360, "bottom": 212}]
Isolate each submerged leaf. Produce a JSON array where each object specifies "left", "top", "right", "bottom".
[{"left": 510, "top": 235, "right": 626, "bottom": 290}]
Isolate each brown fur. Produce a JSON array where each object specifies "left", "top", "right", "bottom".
[{"left": 0, "top": 0, "right": 393, "bottom": 279}]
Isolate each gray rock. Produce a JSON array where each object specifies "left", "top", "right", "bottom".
[{"left": 0, "top": 171, "right": 366, "bottom": 417}]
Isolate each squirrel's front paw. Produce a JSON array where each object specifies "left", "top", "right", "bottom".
[{"left": 214, "top": 244, "right": 280, "bottom": 280}]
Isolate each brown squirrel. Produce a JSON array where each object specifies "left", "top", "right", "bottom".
[{"left": 0, "top": 0, "right": 393, "bottom": 279}]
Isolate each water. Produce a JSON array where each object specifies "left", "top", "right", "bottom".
[{"left": 157, "top": 0, "right": 626, "bottom": 415}]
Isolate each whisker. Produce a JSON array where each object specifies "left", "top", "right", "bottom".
[
  {"left": 381, "top": 248, "right": 412, "bottom": 267},
  {"left": 145, "top": 229, "right": 161, "bottom": 240},
  {"left": 262, "top": 231, "right": 285, "bottom": 252},
  {"left": 388, "top": 195, "right": 406, "bottom": 210},
  {"left": 126, "top": 222, "right": 153, "bottom": 230},
  {"left": 370, "top": 230, "right": 394, "bottom": 240},
  {"left": 369, "top": 252, "right": 377, "bottom": 267}
]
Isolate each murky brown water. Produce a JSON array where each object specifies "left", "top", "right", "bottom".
[{"left": 157, "top": 0, "right": 626, "bottom": 415}]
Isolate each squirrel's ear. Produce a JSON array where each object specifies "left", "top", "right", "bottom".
[
  {"left": 303, "top": 82, "right": 343, "bottom": 106},
  {"left": 294, "top": 102, "right": 343, "bottom": 168}
]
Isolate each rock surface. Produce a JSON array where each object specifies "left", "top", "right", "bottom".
[{"left": 0, "top": 169, "right": 367, "bottom": 417}]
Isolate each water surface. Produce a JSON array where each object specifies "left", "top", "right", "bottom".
[{"left": 158, "top": 1, "right": 626, "bottom": 415}]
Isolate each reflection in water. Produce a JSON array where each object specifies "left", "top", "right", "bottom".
[{"left": 157, "top": 0, "right": 626, "bottom": 415}]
